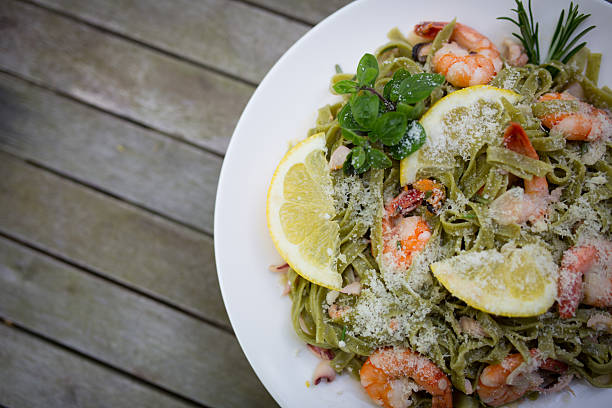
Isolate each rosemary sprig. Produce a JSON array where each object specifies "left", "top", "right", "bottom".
[
  {"left": 546, "top": 2, "right": 595, "bottom": 63},
  {"left": 498, "top": 0, "right": 596, "bottom": 65},
  {"left": 497, "top": 0, "right": 540, "bottom": 64}
]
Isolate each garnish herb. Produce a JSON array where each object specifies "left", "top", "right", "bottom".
[
  {"left": 332, "top": 54, "right": 443, "bottom": 174},
  {"left": 341, "top": 326, "right": 346, "bottom": 342},
  {"left": 498, "top": 0, "right": 595, "bottom": 64}
]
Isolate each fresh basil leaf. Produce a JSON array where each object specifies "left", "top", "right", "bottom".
[
  {"left": 351, "top": 146, "right": 367, "bottom": 169},
  {"left": 383, "top": 69, "right": 411, "bottom": 102},
  {"left": 375, "top": 112, "right": 407, "bottom": 146},
  {"left": 350, "top": 93, "right": 379, "bottom": 130},
  {"left": 337, "top": 103, "right": 363, "bottom": 130},
  {"left": 368, "top": 148, "right": 392, "bottom": 169},
  {"left": 333, "top": 80, "right": 358, "bottom": 94},
  {"left": 398, "top": 73, "right": 445, "bottom": 104},
  {"left": 388, "top": 121, "right": 427, "bottom": 160},
  {"left": 396, "top": 100, "right": 426, "bottom": 120},
  {"left": 342, "top": 128, "right": 367, "bottom": 146},
  {"left": 356, "top": 53, "right": 379, "bottom": 86}
]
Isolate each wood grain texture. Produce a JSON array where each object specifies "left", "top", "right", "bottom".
[
  {"left": 0, "top": 72, "right": 220, "bottom": 233},
  {"left": 32, "top": 0, "right": 309, "bottom": 84},
  {"left": 0, "top": 0, "right": 252, "bottom": 154},
  {"left": 0, "top": 152, "right": 228, "bottom": 327},
  {"left": 0, "top": 238, "right": 276, "bottom": 407},
  {"left": 0, "top": 324, "right": 195, "bottom": 408},
  {"left": 246, "top": 0, "right": 353, "bottom": 25}
]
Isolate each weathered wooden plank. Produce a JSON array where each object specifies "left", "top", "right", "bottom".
[
  {"left": 247, "top": 0, "right": 353, "bottom": 25},
  {"left": 0, "top": 324, "right": 194, "bottom": 408},
  {"left": 0, "top": 152, "right": 228, "bottom": 327},
  {"left": 0, "top": 237, "right": 276, "bottom": 407},
  {"left": 0, "top": 72, "right": 220, "bottom": 233},
  {"left": 33, "top": 0, "right": 308, "bottom": 84},
  {"left": 0, "top": 0, "right": 252, "bottom": 155}
]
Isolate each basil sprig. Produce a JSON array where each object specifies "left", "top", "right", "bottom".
[{"left": 332, "top": 53, "right": 444, "bottom": 174}]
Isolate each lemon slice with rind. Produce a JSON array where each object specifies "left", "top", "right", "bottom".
[
  {"left": 267, "top": 133, "right": 341, "bottom": 290},
  {"left": 400, "top": 85, "right": 521, "bottom": 185},
  {"left": 430, "top": 244, "right": 558, "bottom": 317}
]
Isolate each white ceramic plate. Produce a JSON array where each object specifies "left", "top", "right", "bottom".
[{"left": 214, "top": 0, "right": 612, "bottom": 406}]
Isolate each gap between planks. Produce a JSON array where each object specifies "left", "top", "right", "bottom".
[
  {"left": 0, "top": 319, "right": 210, "bottom": 408},
  {"left": 228, "top": 0, "right": 316, "bottom": 26},
  {"left": 0, "top": 67, "right": 226, "bottom": 161},
  {"left": 18, "top": 0, "right": 261, "bottom": 88},
  {"left": 22, "top": 155, "right": 213, "bottom": 239},
  {"left": 0, "top": 227, "right": 233, "bottom": 336},
  {"left": 0, "top": 152, "right": 230, "bottom": 329}
]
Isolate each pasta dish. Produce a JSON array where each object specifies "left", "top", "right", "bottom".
[{"left": 266, "top": 2, "right": 611, "bottom": 407}]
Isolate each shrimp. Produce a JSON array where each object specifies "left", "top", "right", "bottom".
[
  {"left": 360, "top": 347, "right": 453, "bottom": 408},
  {"left": 477, "top": 350, "right": 568, "bottom": 407},
  {"left": 502, "top": 38, "right": 528, "bottom": 67},
  {"left": 489, "top": 123, "right": 554, "bottom": 226},
  {"left": 414, "top": 21, "right": 502, "bottom": 88},
  {"left": 536, "top": 93, "right": 612, "bottom": 142},
  {"left": 557, "top": 239, "right": 612, "bottom": 318},
  {"left": 381, "top": 184, "right": 438, "bottom": 271}
]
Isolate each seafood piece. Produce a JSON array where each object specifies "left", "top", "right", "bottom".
[
  {"left": 412, "top": 179, "right": 446, "bottom": 214},
  {"left": 587, "top": 313, "right": 612, "bottom": 334},
  {"left": 558, "top": 239, "right": 612, "bottom": 318},
  {"left": 537, "top": 93, "right": 612, "bottom": 141},
  {"left": 329, "top": 146, "right": 351, "bottom": 170},
  {"left": 458, "top": 316, "right": 490, "bottom": 339},
  {"left": 412, "top": 42, "right": 432, "bottom": 63},
  {"left": 415, "top": 21, "right": 502, "bottom": 87},
  {"left": 502, "top": 38, "right": 528, "bottom": 67},
  {"left": 477, "top": 350, "right": 568, "bottom": 407},
  {"left": 489, "top": 123, "right": 553, "bottom": 225},
  {"left": 307, "top": 344, "right": 335, "bottom": 360},
  {"left": 313, "top": 360, "right": 336, "bottom": 385},
  {"left": 328, "top": 303, "right": 351, "bottom": 320},
  {"left": 360, "top": 347, "right": 453, "bottom": 408},
  {"left": 381, "top": 213, "right": 431, "bottom": 271}
]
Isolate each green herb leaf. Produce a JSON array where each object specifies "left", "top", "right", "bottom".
[
  {"left": 335, "top": 64, "right": 343, "bottom": 74},
  {"left": 498, "top": 0, "right": 596, "bottom": 65},
  {"left": 350, "top": 93, "right": 379, "bottom": 130},
  {"left": 333, "top": 80, "right": 359, "bottom": 94},
  {"left": 351, "top": 146, "right": 367, "bottom": 171},
  {"left": 368, "top": 148, "right": 392, "bottom": 169},
  {"left": 342, "top": 151, "right": 355, "bottom": 175},
  {"left": 356, "top": 53, "right": 379, "bottom": 86},
  {"left": 397, "top": 73, "right": 445, "bottom": 104},
  {"left": 396, "top": 100, "right": 426, "bottom": 120},
  {"left": 337, "top": 103, "right": 363, "bottom": 131},
  {"left": 546, "top": 2, "right": 595, "bottom": 63},
  {"left": 398, "top": 73, "right": 445, "bottom": 104},
  {"left": 388, "top": 121, "right": 427, "bottom": 160},
  {"left": 342, "top": 128, "right": 367, "bottom": 146},
  {"left": 374, "top": 112, "right": 407, "bottom": 146},
  {"left": 498, "top": 0, "right": 541, "bottom": 64},
  {"left": 383, "top": 68, "right": 411, "bottom": 102}
]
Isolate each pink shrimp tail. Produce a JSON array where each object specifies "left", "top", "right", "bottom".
[
  {"left": 557, "top": 245, "right": 597, "bottom": 318},
  {"left": 503, "top": 122, "right": 549, "bottom": 197},
  {"left": 503, "top": 122, "right": 539, "bottom": 160}
]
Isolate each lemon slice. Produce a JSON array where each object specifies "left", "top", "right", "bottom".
[
  {"left": 400, "top": 85, "right": 521, "bottom": 185},
  {"left": 267, "top": 133, "right": 341, "bottom": 290},
  {"left": 431, "top": 244, "right": 558, "bottom": 317}
]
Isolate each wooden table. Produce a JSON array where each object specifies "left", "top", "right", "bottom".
[{"left": 0, "top": 1, "right": 351, "bottom": 406}]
